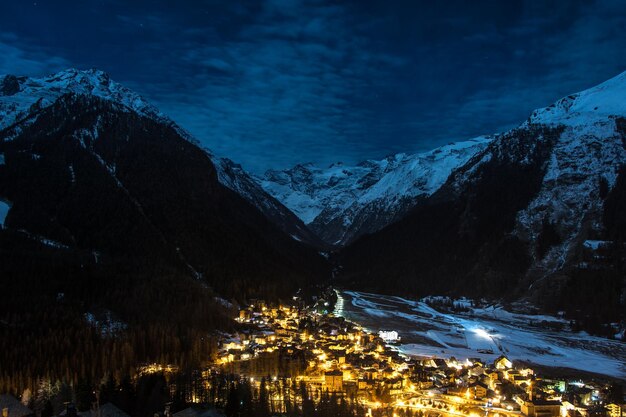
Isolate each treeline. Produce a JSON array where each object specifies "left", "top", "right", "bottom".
[
  {"left": 0, "top": 225, "right": 322, "bottom": 408},
  {"left": 203, "top": 375, "right": 368, "bottom": 417},
  {"left": 11, "top": 372, "right": 173, "bottom": 417},
  {"left": 0, "top": 239, "right": 230, "bottom": 398},
  {"left": 0, "top": 313, "right": 219, "bottom": 396},
  {"left": 14, "top": 370, "right": 426, "bottom": 417}
]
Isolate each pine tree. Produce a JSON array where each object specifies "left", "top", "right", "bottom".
[
  {"left": 257, "top": 377, "right": 270, "bottom": 417},
  {"left": 225, "top": 382, "right": 240, "bottom": 417}
]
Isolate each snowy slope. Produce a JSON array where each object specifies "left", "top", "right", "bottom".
[
  {"left": 261, "top": 70, "right": 626, "bottom": 248},
  {"left": 0, "top": 200, "right": 10, "bottom": 228},
  {"left": 211, "top": 156, "right": 323, "bottom": 246},
  {"left": 441, "top": 70, "right": 626, "bottom": 282},
  {"left": 529, "top": 70, "right": 626, "bottom": 126},
  {"left": 0, "top": 69, "right": 187, "bottom": 137},
  {"left": 337, "top": 291, "right": 626, "bottom": 379},
  {"left": 0, "top": 69, "right": 317, "bottom": 244},
  {"left": 512, "top": 71, "right": 626, "bottom": 276},
  {"left": 261, "top": 137, "right": 492, "bottom": 245},
  {"left": 336, "top": 69, "right": 626, "bottom": 319}
]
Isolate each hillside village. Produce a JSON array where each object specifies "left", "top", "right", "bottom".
[
  {"left": 1, "top": 292, "right": 623, "bottom": 417},
  {"left": 215, "top": 293, "right": 625, "bottom": 417}
]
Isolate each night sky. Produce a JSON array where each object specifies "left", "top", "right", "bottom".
[{"left": 1, "top": 1, "right": 625, "bottom": 173}]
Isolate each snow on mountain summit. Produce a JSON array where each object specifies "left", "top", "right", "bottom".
[
  {"left": 529, "top": 70, "right": 626, "bottom": 126},
  {"left": 0, "top": 69, "right": 175, "bottom": 132},
  {"left": 0, "top": 68, "right": 319, "bottom": 245},
  {"left": 261, "top": 70, "right": 626, "bottom": 248},
  {"left": 261, "top": 136, "right": 492, "bottom": 245}
]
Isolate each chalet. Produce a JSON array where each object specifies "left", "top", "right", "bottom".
[
  {"left": 239, "top": 309, "right": 250, "bottom": 320},
  {"left": 445, "top": 369, "right": 457, "bottom": 384},
  {"left": 387, "top": 377, "right": 404, "bottom": 390},
  {"left": 494, "top": 356, "right": 513, "bottom": 370},
  {"left": 469, "top": 364, "right": 485, "bottom": 377},
  {"left": 569, "top": 387, "right": 593, "bottom": 406},
  {"left": 519, "top": 398, "right": 562, "bottom": 417},
  {"left": 468, "top": 381, "right": 489, "bottom": 399},
  {"left": 560, "top": 401, "right": 586, "bottom": 417},
  {"left": 469, "top": 359, "right": 485, "bottom": 367},
  {"left": 334, "top": 350, "right": 347, "bottom": 364},
  {"left": 512, "top": 374, "right": 532, "bottom": 387},
  {"left": 343, "top": 381, "right": 358, "bottom": 396},
  {"left": 358, "top": 379, "right": 371, "bottom": 390},
  {"left": 324, "top": 370, "right": 343, "bottom": 392},
  {"left": 433, "top": 359, "right": 448, "bottom": 369},
  {"left": 418, "top": 379, "right": 434, "bottom": 389},
  {"left": 487, "top": 370, "right": 500, "bottom": 381},
  {"left": 607, "top": 403, "right": 624, "bottom": 417}
]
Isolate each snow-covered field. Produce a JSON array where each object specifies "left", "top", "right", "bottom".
[{"left": 335, "top": 291, "right": 626, "bottom": 380}]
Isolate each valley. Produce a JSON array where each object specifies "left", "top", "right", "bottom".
[
  {"left": 1, "top": 62, "right": 626, "bottom": 417},
  {"left": 334, "top": 291, "right": 626, "bottom": 380}
]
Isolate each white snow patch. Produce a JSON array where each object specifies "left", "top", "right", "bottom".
[
  {"left": 84, "top": 311, "right": 127, "bottom": 337},
  {"left": 0, "top": 200, "right": 10, "bottom": 227},
  {"left": 583, "top": 240, "right": 610, "bottom": 250},
  {"left": 38, "top": 237, "right": 68, "bottom": 249},
  {"left": 68, "top": 164, "right": 76, "bottom": 183},
  {"left": 290, "top": 234, "right": 302, "bottom": 242},
  {"left": 214, "top": 297, "right": 234, "bottom": 309}
]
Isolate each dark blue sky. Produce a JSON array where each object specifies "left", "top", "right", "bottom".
[{"left": 1, "top": 0, "right": 625, "bottom": 173}]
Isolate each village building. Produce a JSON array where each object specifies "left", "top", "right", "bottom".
[
  {"left": 519, "top": 398, "right": 562, "bottom": 417},
  {"left": 324, "top": 370, "right": 343, "bottom": 392},
  {"left": 0, "top": 395, "right": 33, "bottom": 417}
]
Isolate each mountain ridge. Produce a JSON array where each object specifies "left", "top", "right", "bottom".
[
  {"left": 0, "top": 71, "right": 329, "bottom": 301},
  {"left": 336, "top": 70, "right": 626, "bottom": 332},
  {"left": 0, "top": 68, "right": 321, "bottom": 246},
  {"left": 260, "top": 136, "right": 493, "bottom": 246}
]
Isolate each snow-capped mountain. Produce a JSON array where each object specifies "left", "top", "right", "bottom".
[
  {"left": 0, "top": 69, "right": 180, "bottom": 135},
  {"left": 0, "top": 69, "right": 318, "bottom": 245},
  {"left": 514, "top": 71, "right": 626, "bottom": 277},
  {"left": 0, "top": 69, "right": 329, "bottom": 302},
  {"left": 339, "top": 70, "right": 626, "bottom": 320},
  {"left": 211, "top": 157, "right": 323, "bottom": 246},
  {"left": 260, "top": 137, "right": 492, "bottom": 246}
]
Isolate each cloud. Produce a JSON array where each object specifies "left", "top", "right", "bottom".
[
  {"left": 428, "top": 0, "right": 626, "bottom": 145},
  {"left": 1, "top": 0, "right": 625, "bottom": 173},
  {"left": 0, "top": 33, "right": 70, "bottom": 76},
  {"left": 123, "top": 0, "right": 404, "bottom": 172}
]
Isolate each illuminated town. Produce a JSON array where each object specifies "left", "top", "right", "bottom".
[{"left": 210, "top": 292, "right": 624, "bottom": 417}]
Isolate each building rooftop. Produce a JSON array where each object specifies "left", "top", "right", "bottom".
[{"left": 0, "top": 395, "right": 33, "bottom": 417}]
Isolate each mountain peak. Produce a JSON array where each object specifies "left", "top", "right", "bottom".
[
  {"left": 0, "top": 68, "right": 323, "bottom": 247},
  {"left": 49, "top": 67, "right": 110, "bottom": 82},
  {"left": 529, "top": 69, "right": 626, "bottom": 126},
  {"left": 261, "top": 137, "right": 492, "bottom": 245},
  {"left": 0, "top": 68, "right": 167, "bottom": 132}
]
